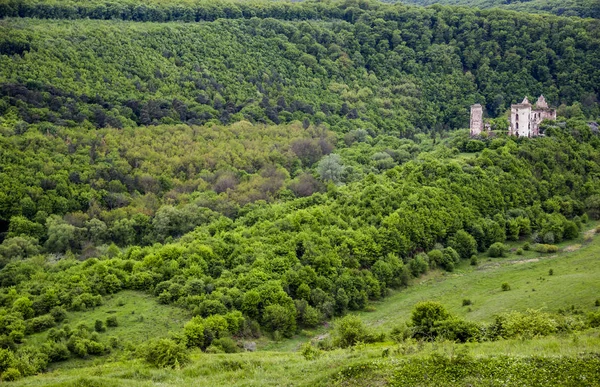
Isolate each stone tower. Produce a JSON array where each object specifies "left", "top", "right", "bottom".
[
  {"left": 510, "top": 96, "right": 532, "bottom": 137},
  {"left": 470, "top": 104, "right": 483, "bottom": 136}
]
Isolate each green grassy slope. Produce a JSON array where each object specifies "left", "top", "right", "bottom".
[
  {"left": 8, "top": 330, "right": 600, "bottom": 386},
  {"left": 25, "top": 291, "right": 191, "bottom": 371},
  {"left": 357, "top": 227, "right": 600, "bottom": 331}
]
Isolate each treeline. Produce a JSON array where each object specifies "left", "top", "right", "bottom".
[
  {"left": 0, "top": 0, "right": 349, "bottom": 22},
  {"left": 0, "top": 119, "right": 599, "bottom": 372},
  {"left": 393, "top": 0, "right": 600, "bottom": 19},
  {"left": 1, "top": 1, "right": 599, "bottom": 134}
]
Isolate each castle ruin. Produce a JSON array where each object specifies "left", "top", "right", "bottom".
[{"left": 470, "top": 95, "right": 556, "bottom": 137}]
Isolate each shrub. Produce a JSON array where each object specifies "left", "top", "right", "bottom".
[
  {"left": 433, "top": 318, "right": 482, "bottom": 343},
  {"left": 0, "top": 348, "right": 16, "bottom": 373},
  {"left": 523, "top": 242, "right": 530, "bottom": 251},
  {"left": 46, "top": 328, "right": 65, "bottom": 342},
  {"left": 44, "top": 341, "right": 70, "bottom": 362},
  {"left": 27, "top": 315, "right": 56, "bottom": 333},
  {"left": 494, "top": 310, "right": 559, "bottom": 339},
  {"left": 106, "top": 316, "right": 118, "bottom": 327},
  {"left": 300, "top": 342, "right": 322, "bottom": 360},
  {"left": 198, "top": 299, "right": 228, "bottom": 317},
  {"left": 563, "top": 221, "right": 579, "bottom": 240},
  {"left": 470, "top": 255, "right": 478, "bottom": 266},
  {"left": 143, "top": 339, "right": 188, "bottom": 368},
  {"left": 462, "top": 299, "right": 472, "bottom": 306},
  {"left": 108, "top": 336, "right": 120, "bottom": 349},
  {"left": 50, "top": 307, "right": 67, "bottom": 323},
  {"left": 410, "top": 301, "right": 450, "bottom": 339},
  {"left": 501, "top": 282, "right": 511, "bottom": 291},
  {"left": 533, "top": 244, "right": 559, "bottom": 253},
  {"left": 426, "top": 249, "right": 443, "bottom": 270},
  {"left": 548, "top": 269, "right": 554, "bottom": 276},
  {"left": 183, "top": 318, "right": 205, "bottom": 348},
  {"left": 488, "top": 242, "right": 506, "bottom": 258},
  {"left": 302, "top": 305, "right": 322, "bottom": 328},
  {"left": 390, "top": 324, "right": 410, "bottom": 343},
  {"left": 333, "top": 315, "right": 371, "bottom": 348},
  {"left": 588, "top": 312, "right": 600, "bottom": 328},
  {"left": 94, "top": 320, "right": 106, "bottom": 333},
  {"left": 212, "top": 337, "right": 239, "bottom": 353},
  {"left": 516, "top": 248, "right": 524, "bottom": 255},
  {"left": 1, "top": 367, "right": 21, "bottom": 381},
  {"left": 262, "top": 304, "right": 296, "bottom": 338},
  {"left": 595, "top": 299, "right": 600, "bottom": 307},
  {"left": 543, "top": 231, "right": 555, "bottom": 244}
]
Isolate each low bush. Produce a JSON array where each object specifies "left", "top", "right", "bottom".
[
  {"left": 433, "top": 318, "right": 482, "bottom": 343},
  {"left": 390, "top": 324, "right": 410, "bottom": 343},
  {"left": 588, "top": 311, "right": 600, "bottom": 328},
  {"left": 501, "top": 282, "right": 511, "bottom": 291},
  {"left": 211, "top": 337, "right": 239, "bottom": 353},
  {"left": 106, "top": 316, "right": 118, "bottom": 327},
  {"left": 333, "top": 315, "right": 382, "bottom": 348},
  {"left": 49, "top": 307, "right": 67, "bottom": 323},
  {"left": 533, "top": 244, "right": 559, "bottom": 253},
  {"left": 94, "top": 320, "right": 105, "bottom": 333},
  {"left": 43, "top": 341, "right": 70, "bottom": 362},
  {"left": 300, "top": 342, "right": 322, "bottom": 360},
  {"left": 143, "top": 339, "right": 188, "bottom": 368},
  {"left": 26, "top": 315, "right": 56, "bottom": 334},
  {"left": 1, "top": 367, "right": 21, "bottom": 381},
  {"left": 488, "top": 243, "right": 506, "bottom": 258},
  {"left": 489, "top": 310, "right": 558, "bottom": 339}
]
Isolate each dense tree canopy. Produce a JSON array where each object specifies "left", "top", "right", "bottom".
[{"left": 0, "top": 1, "right": 599, "bottom": 136}]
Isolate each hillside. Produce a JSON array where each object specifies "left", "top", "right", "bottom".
[
  {"left": 1, "top": 1, "right": 599, "bottom": 137},
  {"left": 0, "top": 0, "right": 600, "bottom": 384},
  {"left": 6, "top": 231, "right": 600, "bottom": 386}
]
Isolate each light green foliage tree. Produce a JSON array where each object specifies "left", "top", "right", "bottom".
[{"left": 317, "top": 154, "right": 344, "bottom": 184}]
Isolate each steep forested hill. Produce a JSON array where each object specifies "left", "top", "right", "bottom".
[{"left": 1, "top": 0, "right": 599, "bottom": 136}]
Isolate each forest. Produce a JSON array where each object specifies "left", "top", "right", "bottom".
[
  {"left": 1, "top": 1, "right": 599, "bottom": 135},
  {"left": 393, "top": 0, "right": 600, "bottom": 19},
  {"left": 0, "top": 0, "right": 599, "bottom": 383}
]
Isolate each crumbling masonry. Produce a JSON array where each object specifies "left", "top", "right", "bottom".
[{"left": 470, "top": 96, "right": 556, "bottom": 137}]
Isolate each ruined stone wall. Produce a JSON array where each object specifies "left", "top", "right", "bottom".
[{"left": 470, "top": 104, "right": 483, "bottom": 136}]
